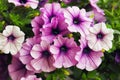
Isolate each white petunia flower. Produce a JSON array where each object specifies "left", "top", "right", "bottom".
[
  {"left": 86, "top": 22, "right": 114, "bottom": 51},
  {"left": 0, "top": 25, "right": 25, "bottom": 55}
]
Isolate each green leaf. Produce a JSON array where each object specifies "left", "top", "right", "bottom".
[{"left": 82, "top": 73, "right": 87, "bottom": 80}]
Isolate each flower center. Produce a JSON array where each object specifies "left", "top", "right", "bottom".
[
  {"left": 49, "top": 15, "right": 55, "bottom": 22},
  {"left": 42, "top": 50, "right": 51, "bottom": 57},
  {"left": 60, "top": 45, "right": 68, "bottom": 52},
  {"left": 97, "top": 32, "right": 104, "bottom": 39},
  {"left": 7, "top": 35, "right": 15, "bottom": 41},
  {"left": 83, "top": 46, "right": 91, "bottom": 54},
  {"left": 73, "top": 18, "right": 80, "bottom": 25},
  {"left": 19, "top": 0, "right": 27, "bottom": 4},
  {"left": 52, "top": 28, "right": 60, "bottom": 35}
]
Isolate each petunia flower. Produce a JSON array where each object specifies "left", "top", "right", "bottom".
[
  {"left": 8, "top": 0, "right": 39, "bottom": 9},
  {"left": 31, "top": 15, "right": 44, "bottom": 36},
  {"left": 115, "top": 49, "right": 120, "bottom": 63},
  {"left": 75, "top": 38, "right": 103, "bottom": 71},
  {"left": 63, "top": 6, "right": 92, "bottom": 37},
  {"left": 89, "top": 0, "right": 106, "bottom": 22},
  {"left": 41, "top": 18, "right": 69, "bottom": 43},
  {"left": 0, "top": 25, "right": 25, "bottom": 55},
  {"left": 50, "top": 35, "right": 79, "bottom": 68},
  {"left": 40, "top": 3, "right": 64, "bottom": 25},
  {"left": 8, "top": 54, "right": 34, "bottom": 80},
  {"left": 60, "top": 0, "right": 72, "bottom": 4},
  {"left": 19, "top": 36, "right": 41, "bottom": 72},
  {"left": 21, "top": 75, "right": 42, "bottom": 80},
  {"left": 86, "top": 22, "right": 114, "bottom": 51},
  {"left": 30, "top": 40, "right": 56, "bottom": 72},
  {"left": 38, "top": 0, "right": 48, "bottom": 7},
  {"left": 60, "top": 0, "right": 80, "bottom": 4},
  {"left": 0, "top": 54, "right": 10, "bottom": 80}
]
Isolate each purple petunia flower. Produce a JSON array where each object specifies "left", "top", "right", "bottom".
[
  {"left": 115, "top": 49, "right": 120, "bottom": 63},
  {"left": 0, "top": 54, "right": 9, "bottom": 80},
  {"left": 30, "top": 40, "right": 56, "bottom": 72},
  {"left": 89, "top": 0, "right": 106, "bottom": 22},
  {"left": 50, "top": 35, "right": 79, "bottom": 68},
  {"left": 60, "top": 0, "right": 72, "bottom": 4},
  {"left": 86, "top": 22, "right": 114, "bottom": 51},
  {"left": 0, "top": 25, "right": 25, "bottom": 55},
  {"left": 8, "top": 54, "right": 34, "bottom": 80},
  {"left": 75, "top": 38, "right": 103, "bottom": 71},
  {"left": 21, "top": 75, "right": 42, "bottom": 80},
  {"left": 41, "top": 18, "right": 69, "bottom": 43},
  {"left": 19, "top": 36, "right": 41, "bottom": 72},
  {"left": 8, "top": 0, "right": 39, "bottom": 9},
  {"left": 31, "top": 15, "right": 44, "bottom": 36},
  {"left": 38, "top": 0, "right": 48, "bottom": 7},
  {"left": 63, "top": 6, "right": 92, "bottom": 37},
  {"left": 40, "top": 3, "right": 64, "bottom": 25},
  {"left": 60, "top": 0, "right": 80, "bottom": 4}
]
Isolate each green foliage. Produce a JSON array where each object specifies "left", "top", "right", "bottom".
[
  {"left": 45, "top": 69, "right": 69, "bottom": 80},
  {"left": 0, "top": 0, "right": 39, "bottom": 37},
  {"left": 97, "top": 0, "right": 120, "bottom": 54}
]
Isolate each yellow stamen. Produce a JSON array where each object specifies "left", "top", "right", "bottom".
[
  {"left": 101, "top": 49, "right": 105, "bottom": 53},
  {"left": 68, "top": 33, "right": 73, "bottom": 38}
]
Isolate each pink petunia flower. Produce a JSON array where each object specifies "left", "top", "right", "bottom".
[
  {"left": 40, "top": 3, "right": 64, "bottom": 25},
  {"left": 50, "top": 35, "right": 79, "bottom": 68},
  {"left": 63, "top": 6, "right": 92, "bottom": 37},
  {"left": 30, "top": 40, "right": 56, "bottom": 72},
  {"left": 86, "top": 22, "right": 114, "bottom": 51},
  {"left": 41, "top": 18, "right": 69, "bottom": 43},
  {"left": 21, "top": 75, "right": 42, "bottom": 80},
  {"left": 19, "top": 36, "right": 41, "bottom": 72},
  {"left": 31, "top": 15, "right": 44, "bottom": 36},
  {"left": 8, "top": 54, "right": 34, "bottom": 80},
  {"left": 75, "top": 38, "right": 103, "bottom": 71},
  {"left": 0, "top": 25, "right": 25, "bottom": 55},
  {"left": 89, "top": 0, "right": 106, "bottom": 22},
  {"left": 8, "top": 0, "right": 39, "bottom": 9}
]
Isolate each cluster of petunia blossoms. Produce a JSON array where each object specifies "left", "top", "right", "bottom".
[{"left": 0, "top": 0, "right": 114, "bottom": 80}]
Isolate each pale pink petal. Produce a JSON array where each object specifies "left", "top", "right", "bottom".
[
  {"left": 40, "top": 3, "right": 52, "bottom": 15},
  {"left": 26, "top": 0, "right": 38, "bottom": 9},
  {"left": 0, "top": 34, "right": 7, "bottom": 49},
  {"left": 52, "top": 3, "right": 61, "bottom": 14},
  {"left": 86, "top": 52, "right": 103, "bottom": 71},
  {"left": 67, "top": 25, "right": 78, "bottom": 32},
  {"left": 19, "top": 55, "right": 32, "bottom": 64},
  {"left": 31, "top": 45, "right": 42, "bottom": 58},
  {"left": 53, "top": 55, "right": 63, "bottom": 68},
  {"left": 13, "top": 26, "right": 25, "bottom": 37},
  {"left": 3, "top": 25, "right": 13, "bottom": 36},
  {"left": 76, "top": 54, "right": 86, "bottom": 70},
  {"left": 31, "top": 51, "right": 41, "bottom": 59},
  {"left": 72, "top": 6, "right": 80, "bottom": 17},
  {"left": 92, "top": 40, "right": 102, "bottom": 51},
  {"left": 10, "top": 42, "right": 18, "bottom": 55},
  {"left": 41, "top": 40, "right": 49, "bottom": 50},
  {"left": 63, "top": 55, "right": 73, "bottom": 68},
  {"left": 2, "top": 42, "right": 10, "bottom": 54},
  {"left": 31, "top": 59, "right": 42, "bottom": 71},
  {"left": 104, "top": 33, "right": 113, "bottom": 41},
  {"left": 102, "top": 39, "right": 112, "bottom": 51},
  {"left": 89, "top": 23, "right": 102, "bottom": 34},
  {"left": 66, "top": 7, "right": 75, "bottom": 17},
  {"left": 8, "top": 0, "right": 21, "bottom": 6},
  {"left": 50, "top": 45, "right": 59, "bottom": 54}
]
